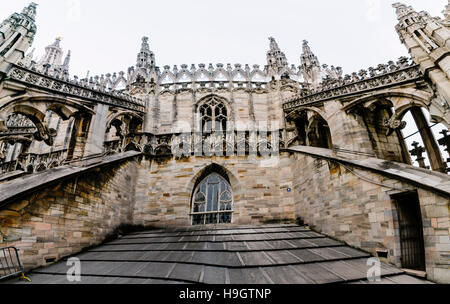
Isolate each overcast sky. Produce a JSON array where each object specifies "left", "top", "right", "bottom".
[
  {"left": 1, "top": 0, "right": 447, "bottom": 78},
  {"left": 1, "top": 0, "right": 449, "bottom": 167}
]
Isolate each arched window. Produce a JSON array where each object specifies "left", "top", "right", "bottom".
[
  {"left": 199, "top": 97, "right": 228, "bottom": 133},
  {"left": 191, "top": 173, "right": 233, "bottom": 225}
]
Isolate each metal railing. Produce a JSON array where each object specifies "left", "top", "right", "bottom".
[{"left": 0, "top": 247, "right": 30, "bottom": 282}]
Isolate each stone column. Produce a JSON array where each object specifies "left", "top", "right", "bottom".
[
  {"left": 410, "top": 107, "right": 446, "bottom": 172},
  {"left": 83, "top": 103, "right": 109, "bottom": 163},
  {"left": 396, "top": 129, "right": 413, "bottom": 165},
  {"left": 143, "top": 94, "right": 154, "bottom": 133}
]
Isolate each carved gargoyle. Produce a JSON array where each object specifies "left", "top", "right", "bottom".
[
  {"left": 33, "top": 123, "right": 57, "bottom": 146},
  {"left": 383, "top": 115, "right": 407, "bottom": 136}
]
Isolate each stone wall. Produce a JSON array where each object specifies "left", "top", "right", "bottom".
[
  {"left": 291, "top": 152, "right": 450, "bottom": 283},
  {"left": 418, "top": 188, "right": 450, "bottom": 283},
  {"left": 0, "top": 159, "right": 138, "bottom": 270},
  {"left": 154, "top": 88, "right": 293, "bottom": 134},
  {"left": 133, "top": 153, "right": 296, "bottom": 227},
  {"left": 0, "top": 149, "right": 448, "bottom": 283}
]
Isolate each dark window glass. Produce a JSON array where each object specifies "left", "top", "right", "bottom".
[
  {"left": 199, "top": 98, "right": 229, "bottom": 133},
  {"left": 191, "top": 173, "right": 233, "bottom": 225}
]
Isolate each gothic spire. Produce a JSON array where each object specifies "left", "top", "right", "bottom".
[
  {"left": 0, "top": 2, "right": 38, "bottom": 72},
  {"left": 34, "top": 37, "right": 71, "bottom": 77},
  {"left": 300, "top": 40, "right": 322, "bottom": 86},
  {"left": 63, "top": 50, "right": 71, "bottom": 66},
  {"left": 393, "top": 1, "right": 450, "bottom": 118},
  {"left": 136, "top": 36, "right": 155, "bottom": 70},
  {"left": 266, "top": 37, "right": 288, "bottom": 73},
  {"left": 37, "top": 37, "right": 64, "bottom": 73},
  {"left": 61, "top": 50, "right": 71, "bottom": 74}
]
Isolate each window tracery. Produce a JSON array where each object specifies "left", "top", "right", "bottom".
[
  {"left": 191, "top": 173, "right": 233, "bottom": 225},
  {"left": 198, "top": 97, "right": 229, "bottom": 133}
]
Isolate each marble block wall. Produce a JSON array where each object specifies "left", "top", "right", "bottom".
[{"left": 0, "top": 160, "right": 138, "bottom": 270}]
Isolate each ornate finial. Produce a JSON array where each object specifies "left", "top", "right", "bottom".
[
  {"left": 51, "top": 37, "right": 62, "bottom": 47},
  {"left": 302, "top": 40, "right": 313, "bottom": 53},
  {"left": 392, "top": 2, "right": 415, "bottom": 20},
  {"left": 140, "top": 36, "right": 150, "bottom": 51},
  {"left": 409, "top": 141, "right": 429, "bottom": 169},
  {"left": 21, "top": 2, "right": 38, "bottom": 21},
  {"left": 268, "top": 37, "right": 279, "bottom": 50},
  {"left": 443, "top": 0, "right": 450, "bottom": 19}
]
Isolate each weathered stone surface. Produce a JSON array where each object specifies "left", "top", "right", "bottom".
[
  {"left": 0, "top": 159, "right": 139, "bottom": 270},
  {"left": 0, "top": 1, "right": 449, "bottom": 286}
]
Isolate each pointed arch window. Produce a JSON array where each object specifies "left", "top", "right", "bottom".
[
  {"left": 199, "top": 97, "right": 229, "bottom": 133},
  {"left": 191, "top": 173, "right": 233, "bottom": 225}
]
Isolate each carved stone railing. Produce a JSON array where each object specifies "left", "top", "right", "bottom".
[
  {"left": 0, "top": 113, "right": 36, "bottom": 136},
  {"left": 0, "top": 161, "right": 19, "bottom": 176},
  {"left": 104, "top": 140, "right": 122, "bottom": 155},
  {"left": 0, "top": 149, "right": 67, "bottom": 175},
  {"left": 129, "top": 63, "right": 299, "bottom": 85},
  {"left": 105, "top": 130, "right": 285, "bottom": 158},
  {"left": 7, "top": 64, "right": 145, "bottom": 113},
  {"left": 159, "top": 80, "right": 273, "bottom": 94},
  {"left": 0, "top": 127, "right": 35, "bottom": 136},
  {"left": 283, "top": 57, "right": 423, "bottom": 111}
]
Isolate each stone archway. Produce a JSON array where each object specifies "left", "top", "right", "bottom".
[
  {"left": 342, "top": 91, "right": 447, "bottom": 170},
  {"left": 186, "top": 163, "right": 243, "bottom": 225},
  {"left": 285, "top": 108, "right": 333, "bottom": 149}
]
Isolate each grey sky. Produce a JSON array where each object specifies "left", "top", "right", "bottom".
[
  {"left": 1, "top": 0, "right": 449, "bottom": 167},
  {"left": 1, "top": 0, "right": 447, "bottom": 77}
]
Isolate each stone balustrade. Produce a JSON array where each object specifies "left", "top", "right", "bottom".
[
  {"left": 283, "top": 57, "right": 423, "bottom": 111},
  {"left": 108, "top": 130, "right": 284, "bottom": 158},
  {"left": 130, "top": 63, "right": 295, "bottom": 85},
  {"left": 0, "top": 113, "right": 36, "bottom": 136},
  {"left": 9, "top": 63, "right": 145, "bottom": 113},
  {"left": 0, "top": 149, "right": 67, "bottom": 175}
]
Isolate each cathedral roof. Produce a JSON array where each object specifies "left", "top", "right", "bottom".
[{"left": 7, "top": 224, "right": 430, "bottom": 284}]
